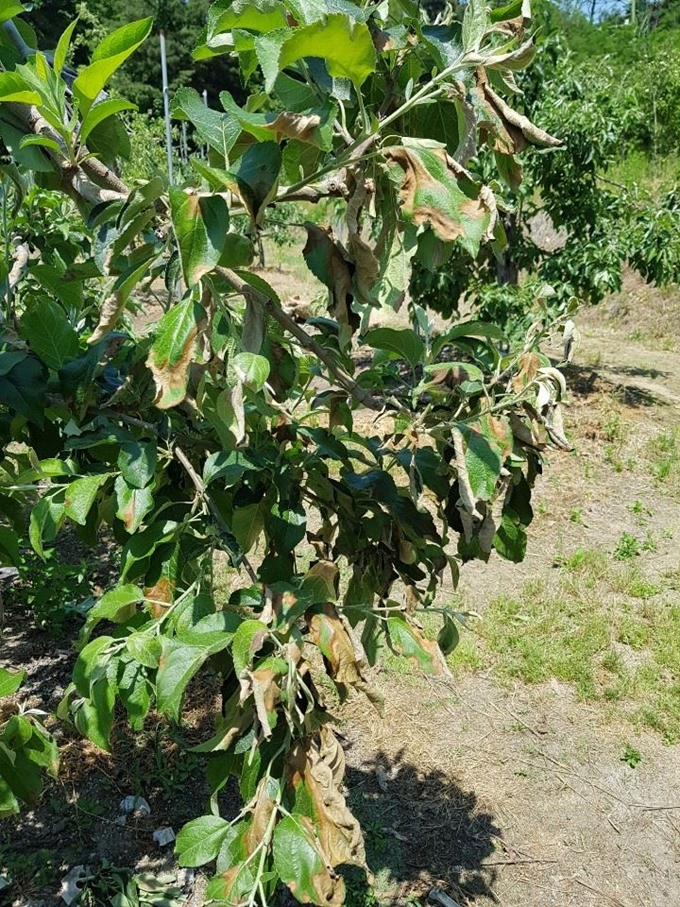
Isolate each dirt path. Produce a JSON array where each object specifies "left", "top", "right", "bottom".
[{"left": 341, "top": 291, "right": 680, "bottom": 907}]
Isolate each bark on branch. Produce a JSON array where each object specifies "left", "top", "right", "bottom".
[{"left": 215, "top": 266, "right": 389, "bottom": 413}]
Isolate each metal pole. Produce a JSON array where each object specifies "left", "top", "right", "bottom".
[
  {"left": 201, "top": 88, "right": 208, "bottom": 159},
  {"left": 160, "top": 29, "right": 173, "bottom": 183}
]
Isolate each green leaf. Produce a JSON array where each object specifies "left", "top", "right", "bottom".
[
  {"left": 74, "top": 674, "right": 116, "bottom": 752},
  {"left": 232, "top": 502, "right": 265, "bottom": 553},
  {"left": 19, "top": 299, "right": 79, "bottom": 371},
  {"left": 376, "top": 220, "right": 418, "bottom": 310},
  {"left": 29, "top": 490, "right": 65, "bottom": 558},
  {"left": 0, "top": 526, "right": 20, "bottom": 568},
  {"left": 169, "top": 188, "right": 229, "bottom": 288},
  {"left": 175, "top": 815, "right": 232, "bottom": 868},
  {"left": 437, "top": 614, "right": 460, "bottom": 656},
  {"left": 82, "top": 584, "right": 144, "bottom": 642},
  {"left": 19, "top": 135, "right": 62, "bottom": 154},
  {"left": 118, "top": 441, "right": 157, "bottom": 489},
  {"left": 462, "top": 0, "right": 488, "bottom": 53},
  {"left": 364, "top": 327, "right": 424, "bottom": 369},
  {"left": 0, "top": 71, "right": 41, "bottom": 104},
  {"left": 73, "top": 18, "right": 154, "bottom": 114},
  {"left": 231, "top": 619, "right": 268, "bottom": 677},
  {"left": 457, "top": 416, "right": 511, "bottom": 501},
  {"left": 80, "top": 98, "right": 137, "bottom": 146},
  {"left": 228, "top": 141, "right": 281, "bottom": 225},
  {"left": 219, "top": 232, "right": 254, "bottom": 268},
  {"left": 156, "top": 641, "right": 208, "bottom": 721},
  {"left": 0, "top": 353, "right": 46, "bottom": 425},
  {"left": 255, "top": 14, "right": 376, "bottom": 93},
  {"left": 173, "top": 87, "right": 240, "bottom": 160},
  {"left": 273, "top": 814, "right": 345, "bottom": 906},
  {"left": 125, "top": 633, "right": 162, "bottom": 669},
  {"left": 156, "top": 616, "right": 240, "bottom": 721},
  {"left": 64, "top": 474, "right": 110, "bottom": 525},
  {"left": 54, "top": 18, "right": 79, "bottom": 76},
  {"left": 493, "top": 512, "right": 527, "bottom": 563},
  {"left": 0, "top": 667, "right": 25, "bottom": 698},
  {"left": 268, "top": 503, "right": 307, "bottom": 553},
  {"left": 0, "top": 2, "right": 27, "bottom": 25},
  {"left": 231, "top": 352, "right": 270, "bottom": 391},
  {"left": 73, "top": 635, "right": 114, "bottom": 698},
  {"left": 203, "top": 450, "right": 252, "bottom": 487},
  {"left": 208, "top": 0, "right": 288, "bottom": 39},
  {"left": 148, "top": 299, "right": 205, "bottom": 410}
]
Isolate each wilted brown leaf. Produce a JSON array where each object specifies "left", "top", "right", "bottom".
[
  {"left": 263, "top": 111, "right": 322, "bottom": 143},
  {"left": 89, "top": 291, "right": 125, "bottom": 345},
  {"left": 384, "top": 144, "right": 492, "bottom": 246},
  {"left": 307, "top": 602, "right": 383, "bottom": 713},
  {"left": 286, "top": 728, "right": 368, "bottom": 871},
  {"left": 302, "top": 224, "right": 359, "bottom": 335}
]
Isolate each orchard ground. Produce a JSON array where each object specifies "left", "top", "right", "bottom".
[{"left": 1, "top": 261, "right": 679, "bottom": 907}]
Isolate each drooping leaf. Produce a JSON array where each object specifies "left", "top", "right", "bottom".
[
  {"left": 169, "top": 188, "right": 229, "bottom": 287},
  {"left": 231, "top": 619, "right": 269, "bottom": 677},
  {"left": 384, "top": 140, "right": 493, "bottom": 255},
  {"left": 273, "top": 814, "right": 345, "bottom": 907},
  {"left": 227, "top": 141, "right": 281, "bottom": 225},
  {"left": 148, "top": 299, "right": 205, "bottom": 410},
  {"left": 385, "top": 613, "right": 450, "bottom": 675}
]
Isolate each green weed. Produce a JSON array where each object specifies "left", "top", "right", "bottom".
[
  {"left": 614, "top": 533, "right": 640, "bottom": 561},
  {"left": 621, "top": 744, "right": 643, "bottom": 768}
]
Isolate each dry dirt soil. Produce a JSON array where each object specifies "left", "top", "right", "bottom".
[{"left": 1, "top": 269, "right": 679, "bottom": 907}]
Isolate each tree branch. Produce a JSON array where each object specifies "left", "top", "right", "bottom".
[
  {"left": 215, "top": 266, "right": 390, "bottom": 413},
  {"left": 5, "top": 103, "right": 127, "bottom": 205},
  {"left": 174, "top": 444, "right": 258, "bottom": 583}
]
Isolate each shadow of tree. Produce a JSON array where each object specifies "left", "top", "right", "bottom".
[
  {"left": 563, "top": 361, "right": 668, "bottom": 408},
  {"left": 342, "top": 746, "right": 500, "bottom": 906}
]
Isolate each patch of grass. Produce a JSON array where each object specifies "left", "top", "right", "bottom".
[
  {"left": 450, "top": 549, "right": 680, "bottom": 743},
  {"left": 569, "top": 507, "right": 585, "bottom": 525},
  {"left": 614, "top": 532, "right": 640, "bottom": 561},
  {"left": 646, "top": 427, "right": 680, "bottom": 496}
]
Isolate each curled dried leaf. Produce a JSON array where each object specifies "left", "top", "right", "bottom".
[
  {"left": 482, "top": 80, "right": 562, "bottom": 149},
  {"left": 286, "top": 728, "right": 368, "bottom": 871}
]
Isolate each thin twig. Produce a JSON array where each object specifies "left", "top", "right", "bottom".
[
  {"left": 174, "top": 445, "right": 258, "bottom": 583},
  {"left": 483, "top": 857, "right": 558, "bottom": 867}
]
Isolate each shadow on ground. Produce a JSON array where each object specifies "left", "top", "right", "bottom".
[
  {"left": 343, "top": 746, "right": 500, "bottom": 906},
  {"left": 562, "top": 361, "right": 665, "bottom": 407}
]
